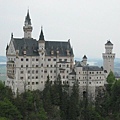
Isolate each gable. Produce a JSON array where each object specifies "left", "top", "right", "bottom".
[{"left": 7, "top": 40, "right": 16, "bottom": 55}]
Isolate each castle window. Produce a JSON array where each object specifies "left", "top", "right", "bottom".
[
  {"left": 44, "top": 70, "right": 47, "bottom": 73},
  {"left": 36, "top": 76, "right": 38, "bottom": 79},
  {"left": 89, "top": 72, "right": 91, "bottom": 74},
  {"left": 41, "top": 70, "right": 43, "bottom": 72},
  {"left": 36, "top": 65, "right": 38, "bottom": 67},
  {"left": 20, "top": 77, "right": 23, "bottom": 80},
  {"left": 28, "top": 76, "right": 30, "bottom": 79},
  {"left": 32, "top": 70, "right": 34, "bottom": 74},
  {"left": 32, "top": 76, "right": 34, "bottom": 79},
  {"left": 66, "top": 76, "right": 68, "bottom": 78},
  {"left": 89, "top": 82, "right": 91, "bottom": 84},
  {"left": 59, "top": 64, "right": 61, "bottom": 67},
  {"left": 97, "top": 72, "right": 98, "bottom": 74},
  {"left": 63, "top": 76, "right": 65, "bottom": 79},
  {"left": 32, "top": 64, "right": 34, "bottom": 67},
  {"left": 64, "top": 59, "right": 67, "bottom": 62},
  {"left": 53, "top": 59, "right": 56, "bottom": 61},
  {"left": 41, "top": 81, "right": 43, "bottom": 83},
  {"left": 21, "top": 58, "right": 23, "bottom": 61},
  {"left": 41, "top": 75, "right": 43, "bottom": 78},
  {"left": 60, "top": 70, "right": 64, "bottom": 73},
  {"left": 89, "top": 77, "right": 91, "bottom": 79},
  {"left": 50, "top": 70, "right": 52, "bottom": 73},
  {"left": 72, "top": 77, "right": 74, "bottom": 79},
  {"left": 67, "top": 65, "right": 69, "bottom": 67},
  {"left": 28, "top": 70, "right": 30, "bottom": 73},
  {"left": 28, "top": 82, "right": 30, "bottom": 85},
  {"left": 51, "top": 65, "right": 52, "bottom": 67},
  {"left": 92, "top": 72, "right": 94, "bottom": 74},
  {"left": 21, "top": 65, "right": 23, "bottom": 68},
  {"left": 51, "top": 76, "right": 52, "bottom": 78},
  {"left": 36, "top": 59, "right": 38, "bottom": 61},
  {"left": 32, "top": 58, "right": 34, "bottom": 61},
  {"left": 48, "top": 59, "right": 51, "bottom": 61},
  {"left": 67, "top": 70, "right": 69, "bottom": 73},
  {"left": 79, "top": 72, "right": 80, "bottom": 74},
  {"left": 54, "top": 65, "right": 56, "bottom": 67},
  {"left": 100, "top": 72, "right": 101, "bottom": 74},
  {"left": 32, "top": 82, "right": 34, "bottom": 85},
  {"left": 36, "top": 70, "right": 38, "bottom": 73},
  {"left": 21, "top": 71, "right": 23, "bottom": 74},
  {"left": 59, "top": 59, "right": 62, "bottom": 61},
  {"left": 36, "top": 82, "right": 38, "bottom": 84},
  {"left": 47, "top": 65, "right": 49, "bottom": 67},
  {"left": 26, "top": 65, "right": 28, "bottom": 67},
  {"left": 41, "top": 64, "right": 43, "bottom": 67},
  {"left": 79, "top": 77, "right": 80, "bottom": 79},
  {"left": 54, "top": 70, "right": 56, "bottom": 73},
  {"left": 26, "top": 58, "right": 29, "bottom": 61}
]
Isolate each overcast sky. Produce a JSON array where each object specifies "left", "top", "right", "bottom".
[{"left": 0, "top": 0, "right": 120, "bottom": 59}]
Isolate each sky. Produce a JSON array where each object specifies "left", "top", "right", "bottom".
[{"left": 0, "top": 0, "right": 120, "bottom": 59}]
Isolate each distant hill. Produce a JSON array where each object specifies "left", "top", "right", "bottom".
[{"left": 0, "top": 56, "right": 6, "bottom": 62}]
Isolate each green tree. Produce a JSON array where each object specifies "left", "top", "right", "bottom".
[
  {"left": 0, "top": 98, "right": 22, "bottom": 120},
  {"left": 68, "top": 82, "right": 80, "bottom": 120},
  {"left": 107, "top": 71, "right": 115, "bottom": 84}
]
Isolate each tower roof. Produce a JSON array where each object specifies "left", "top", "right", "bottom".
[
  {"left": 83, "top": 55, "right": 87, "bottom": 59},
  {"left": 39, "top": 27, "right": 44, "bottom": 40},
  {"left": 105, "top": 40, "right": 113, "bottom": 45},
  {"left": 25, "top": 10, "right": 31, "bottom": 25}
]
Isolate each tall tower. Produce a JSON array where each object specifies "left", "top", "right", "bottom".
[
  {"left": 23, "top": 10, "right": 33, "bottom": 38},
  {"left": 102, "top": 40, "right": 115, "bottom": 75}
]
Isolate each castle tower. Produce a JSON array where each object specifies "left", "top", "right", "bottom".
[
  {"left": 38, "top": 27, "right": 45, "bottom": 90},
  {"left": 82, "top": 55, "right": 87, "bottom": 66},
  {"left": 23, "top": 10, "right": 33, "bottom": 38},
  {"left": 102, "top": 40, "right": 115, "bottom": 75}
]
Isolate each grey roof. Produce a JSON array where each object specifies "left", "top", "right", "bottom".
[
  {"left": 25, "top": 10, "right": 31, "bottom": 25},
  {"left": 83, "top": 55, "right": 87, "bottom": 59},
  {"left": 39, "top": 28, "right": 44, "bottom": 40},
  {"left": 13, "top": 38, "right": 39, "bottom": 56},
  {"left": 12, "top": 38, "right": 74, "bottom": 56},
  {"left": 83, "top": 66, "right": 103, "bottom": 71},
  {"left": 69, "top": 69, "right": 76, "bottom": 75},
  {"left": 45, "top": 41, "right": 74, "bottom": 56},
  {"left": 105, "top": 40, "right": 113, "bottom": 45},
  {"left": 76, "top": 62, "right": 82, "bottom": 67}
]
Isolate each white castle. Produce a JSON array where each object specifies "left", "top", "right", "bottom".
[{"left": 5, "top": 11, "right": 115, "bottom": 99}]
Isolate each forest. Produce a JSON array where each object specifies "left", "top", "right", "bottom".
[{"left": 0, "top": 72, "right": 120, "bottom": 120}]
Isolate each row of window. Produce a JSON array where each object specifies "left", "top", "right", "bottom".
[
  {"left": 20, "top": 64, "right": 69, "bottom": 68},
  {"left": 21, "top": 58, "right": 39, "bottom": 61},
  {"left": 20, "top": 75, "right": 68, "bottom": 80},
  {"left": 81, "top": 71, "right": 102, "bottom": 74},
  {"left": 20, "top": 58, "right": 69, "bottom": 62},
  {"left": 72, "top": 81, "right": 102, "bottom": 84}
]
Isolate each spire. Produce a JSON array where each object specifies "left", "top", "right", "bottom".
[
  {"left": 39, "top": 26, "right": 45, "bottom": 40},
  {"left": 25, "top": 9, "right": 31, "bottom": 25},
  {"left": 23, "top": 10, "right": 33, "bottom": 38}
]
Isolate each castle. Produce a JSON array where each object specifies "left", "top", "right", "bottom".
[{"left": 5, "top": 11, "right": 115, "bottom": 99}]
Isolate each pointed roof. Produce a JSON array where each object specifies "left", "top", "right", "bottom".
[
  {"left": 25, "top": 10, "right": 31, "bottom": 25},
  {"left": 105, "top": 40, "right": 113, "bottom": 45},
  {"left": 83, "top": 55, "right": 87, "bottom": 59},
  {"left": 39, "top": 27, "right": 45, "bottom": 40}
]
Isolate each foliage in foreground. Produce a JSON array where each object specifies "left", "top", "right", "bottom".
[{"left": 0, "top": 73, "right": 120, "bottom": 120}]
